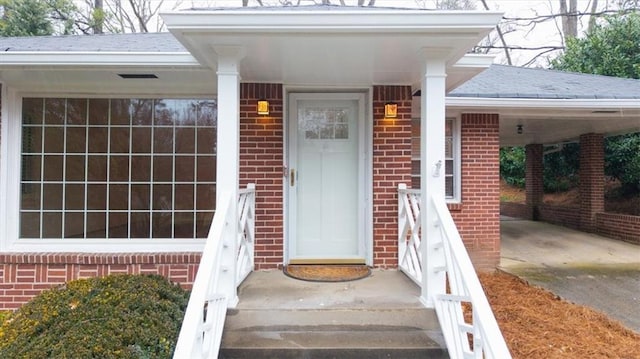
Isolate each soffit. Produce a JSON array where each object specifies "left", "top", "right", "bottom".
[
  {"left": 162, "top": 8, "right": 503, "bottom": 89},
  {"left": 445, "top": 99, "right": 640, "bottom": 146}
]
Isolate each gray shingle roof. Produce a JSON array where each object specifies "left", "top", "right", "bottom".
[
  {"left": 449, "top": 64, "right": 640, "bottom": 100},
  {"left": 0, "top": 32, "right": 185, "bottom": 52}
]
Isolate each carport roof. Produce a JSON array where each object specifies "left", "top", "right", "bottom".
[
  {"left": 444, "top": 65, "right": 640, "bottom": 147},
  {"left": 449, "top": 64, "right": 640, "bottom": 100}
]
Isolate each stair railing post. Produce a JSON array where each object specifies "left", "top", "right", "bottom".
[
  {"left": 419, "top": 51, "right": 448, "bottom": 308},
  {"left": 214, "top": 45, "right": 245, "bottom": 308}
]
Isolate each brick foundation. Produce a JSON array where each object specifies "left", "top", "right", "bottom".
[
  {"left": 450, "top": 114, "right": 501, "bottom": 271},
  {"left": 0, "top": 253, "right": 200, "bottom": 309}
]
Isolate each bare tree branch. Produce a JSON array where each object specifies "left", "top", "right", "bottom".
[
  {"left": 521, "top": 47, "right": 562, "bottom": 67},
  {"left": 480, "top": 0, "right": 513, "bottom": 65},
  {"left": 503, "top": 8, "right": 639, "bottom": 24}
]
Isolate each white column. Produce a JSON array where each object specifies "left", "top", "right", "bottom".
[
  {"left": 214, "top": 46, "right": 245, "bottom": 308},
  {"left": 420, "top": 53, "right": 447, "bottom": 308}
]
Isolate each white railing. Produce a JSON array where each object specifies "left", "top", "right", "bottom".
[
  {"left": 173, "top": 184, "right": 256, "bottom": 359},
  {"left": 397, "top": 184, "right": 512, "bottom": 359},
  {"left": 237, "top": 184, "right": 255, "bottom": 284},
  {"left": 398, "top": 184, "right": 422, "bottom": 285}
]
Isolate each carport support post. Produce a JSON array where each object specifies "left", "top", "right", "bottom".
[
  {"left": 419, "top": 52, "right": 447, "bottom": 308},
  {"left": 525, "top": 144, "right": 544, "bottom": 220},
  {"left": 214, "top": 46, "right": 245, "bottom": 308},
  {"left": 579, "top": 133, "right": 605, "bottom": 231}
]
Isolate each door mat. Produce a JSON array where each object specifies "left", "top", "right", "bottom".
[{"left": 283, "top": 264, "right": 371, "bottom": 282}]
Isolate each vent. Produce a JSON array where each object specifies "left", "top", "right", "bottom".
[
  {"left": 592, "top": 110, "right": 618, "bottom": 114},
  {"left": 118, "top": 74, "right": 158, "bottom": 79}
]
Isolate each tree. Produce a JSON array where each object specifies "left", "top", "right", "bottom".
[
  {"left": 476, "top": 0, "right": 639, "bottom": 66},
  {"left": 559, "top": 0, "right": 578, "bottom": 39},
  {"left": 552, "top": 12, "right": 640, "bottom": 78},
  {"left": 552, "top": 12, "right": 640, "bottom": 193},
  {"left": 0, "top": 0, "right": 54, "bottom": 36}
]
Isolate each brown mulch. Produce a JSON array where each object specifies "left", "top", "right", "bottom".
[
  {"left": 283, "top": 264, "right": 371, "bottom": 282},
  {"left": 479, "top": 271, "right": 640, "bottom": 359}
]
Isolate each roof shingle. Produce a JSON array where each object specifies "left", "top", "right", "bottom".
[
  {"left": 0, "top": 32, "right": 185, "bottom": 52},
  {"left": 449, "top": 64, "right": 640, "bottom": 100}
]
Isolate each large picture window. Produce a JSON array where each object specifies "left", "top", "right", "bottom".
[
  {"left": 20, "top": 98, "right": 217, "bottom": 240},
  {"left": 411, "top": 117, "right": 460, "bottom": 201}
]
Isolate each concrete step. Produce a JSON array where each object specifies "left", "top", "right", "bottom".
[{"left": 220, "top": 308, "right": 448, "bottom": 359}]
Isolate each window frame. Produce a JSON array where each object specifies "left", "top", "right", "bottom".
[
  {"left": 0, "top": 89, "right": 214, "bottom": 252},
  {"left": 411, "top": 116, "right": 462, "bottom": 204}
]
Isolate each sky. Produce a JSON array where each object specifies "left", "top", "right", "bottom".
[{"left": 134, "top": 0, "right": 605, "bottom": 66}]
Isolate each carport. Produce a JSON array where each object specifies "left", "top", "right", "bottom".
[{"left": 448, "top": 65, "right": 640, "bottom": 244}]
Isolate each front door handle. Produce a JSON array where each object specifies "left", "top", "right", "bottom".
[{"left": 290, "top": 169, "right": 295, "bottom": 187}]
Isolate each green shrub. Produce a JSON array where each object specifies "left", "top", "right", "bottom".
[
  {"left": 500, "top": 147, "right": 526, "bottom": 188},
  {"left": 0, "top": 274, "right": 189, "bottom": 359},
  {"left": 543, "top": 143, "right": 580, "bottom": 193},
  {"left": 605, "top": 133, "right": 640, "bottom": 194}
]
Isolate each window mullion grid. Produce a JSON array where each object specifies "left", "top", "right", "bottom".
[
  {"left": 39, "top": 101, "right": 46, "bottom": 238},
  {"left": 171, "top": 111, "right": 176, "bottom": 240},
  {"left": 193, "top": 105, "right": 199, "bottom": 239},
  {"left": 106, "top": 100, "right": 111, "bottom": 238},
  {"left": 128, "top": 102, "right": 133, "bottom": 240},
  {"left": 150, "top": 100, "right": 155, "bottom": 239},
  {"left": 61, "top": 100, "right": 67, "bottom": 239},
  {"left": 83, "top": 101, "right": 90, "bottom": 239}
]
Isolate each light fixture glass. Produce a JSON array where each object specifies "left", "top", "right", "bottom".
[
  {"left": 257, "top": 99, "right": 269, "bottom": 115},
  {"left": 384, "top": 102, "right": 398, "bottom": 118},
  {"left": 517, "top": 124, "right": 523, "bottom": 134}
]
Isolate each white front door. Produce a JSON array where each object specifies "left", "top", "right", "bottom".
[{"left": 287, "top": 93, "right": 365, "bottom": 263}]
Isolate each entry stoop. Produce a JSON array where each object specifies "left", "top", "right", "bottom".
[{"left": 219, "top": 270, "right": 448, "bottom": 359}]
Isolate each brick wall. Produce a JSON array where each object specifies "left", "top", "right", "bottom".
[
  {"left": 450, "top": 113, "right": 501, "bottom": 271},
  {"left": 596, "top": 213, "right": 640, "bottom": 245},
  {"left": 525, "top": 144, "right": 544, "bottom": 219},
  {"left": 538, "top": 204, "right": 581, "bottom": 230},
  {"left": 579, "top": 133, "right": 605, "bottom": 231},
  {"left": 500, "top": 202, "right": 531, "bottom": 219},
  {"left": 239, "top": 83, "right": 284, "bottom": 270},
  {"left": 0, "top": 253, "right": 200, "bottom": 309},
  {"left": 372, "top": 86, "right": 413, "bottom": 268}
]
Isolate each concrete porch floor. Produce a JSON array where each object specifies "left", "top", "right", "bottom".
[
  {"left": 235, "top": 269, "right": 426, "bottom": 310},
  {"left": 220, "top": 270, "right": 448, "bottom": 358}
]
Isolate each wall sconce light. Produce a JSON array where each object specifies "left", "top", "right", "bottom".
[
  {"left": 517, "top": 124, "right": 523, "bottom": 135},
  {"left": 384, "top": 102, "right": 398, "bottom": 118},
  {"left": 257, "top": 99, "right": 269, "bottom": 116}
]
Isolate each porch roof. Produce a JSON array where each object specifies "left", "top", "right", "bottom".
[
  {"left": 161, "top": 6, "right": 501, "bottom": 90},
  {"left": 0, "top": 6, "right": 501, "bottom": 94}
]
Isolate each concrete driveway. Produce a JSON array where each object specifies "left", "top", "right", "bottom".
[{"left": 500, "top": 217, "right": 640, "bottom": 333}]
